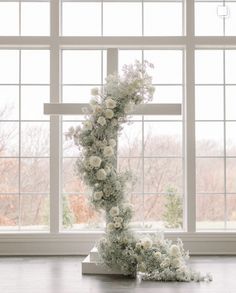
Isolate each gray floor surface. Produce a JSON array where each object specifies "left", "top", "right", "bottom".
[{"left": 0, "top": 256, "right": 235, "bottom": 293}]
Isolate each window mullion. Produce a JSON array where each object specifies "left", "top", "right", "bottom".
[
  {"left": 50, "top": 0, "right": 60, "bottom": 234},
  {"left": 185, "top": 0, "right": 196, "bottom": 233}
]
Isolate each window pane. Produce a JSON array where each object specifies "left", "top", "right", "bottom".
[
  {"left": 103, "top": 2, "right": 142, "bottom": 36},
  {"left": 226, "top": 158, "right": 236, "bottom": 193},
  {"left": 144, "top": 122, "right": 182, "bottom": 157},
  {"left": 0, "top": 86, "right": 19, "bottom": 120},
  {"left": 196, "top": 122, "right": 224, "bottom": 156},
  {"left": 127, "top": 194, "right": 143, "bottom": 229},
  {"left": 196, "top": 158, "right": 224, "bottom": 193},
  {"left": 0, "top": 122, "right": 19, "bottom": 157},
  {"left": 21, "top": 122, "right": 49, "bottom": 157},
  {"left": 0, "top": 2, "right": 19, "bottom": 36},
  {"left": 63, "top": 122, "right": 81, "bottom": 157},
  {"left": 195, "top": 86, "right": 224, "bottom": 120},
  {"left": 195, "top": 50, "right": 223, "bottom": 84},
  {"left": 226, "top": 86, "right": 236, "bottom": 120},
  {"left": 0, "top": 50, "right": 19, "bottom": 84},
  {"left": 21, "top": 2, "right": 50, "bottom": 36},
  {"left": 225, "top": 50, "right": 236, "bottom": 84},
  {"left": 0, "top": 159, "right": 19, "bottom": 193},
  {"left": 21, "top": 159, "right": 49, "bottom": 193},
  {"left": 118, "top": 122, "right": 142, "bottom": 157},
  {"left": 62, "top": 2, "right": 101, "bottom": 36},
  {"left": 152, "top": 86, "right": 182, "bottom": 104},
  {"left": 227, "top": 195, "right": 236, "bottom": 229},
  {"left": 63, "top": 158, "right": 88, "bottom": 193},
  {"left": 195, "top": 3, "right": 223, "bottom": 36},
  {"left": 62, "top": 194, "right": 104, "bottom": 230},
  {"left": 63, "top": 50, "right": 102, "bottom": 84},
  {"left": 144, "top": 2, "right": 182, "bottom": 36},
  {"left": 144, "top": 158, "right": 182, "bottom": 193},
  {"left": 20, "top": 194, "right": 49, "bottom": 230},
  {"left": 21, "top": 86, "right": 49, "bottom": 120},
  {"left": 225, "top": 3, "right": 236, "bottom": 36},
  {"left": 0, "top": 194, "right": 19, "bottom": 230},
  {"left": 63, "top": 86, "right": 100, "bottom": 104},
  {"left": 226, "top": 122, "right": 236, "bottom": 156},
  {"left": 144, "top": 50, "right": 183, "bottom": 84},
  {"left": 196, "top": 194, "right": 225, "bottom": 230},
  {"left": 21, "top": 50, "right": 50, "bottom": 84}
]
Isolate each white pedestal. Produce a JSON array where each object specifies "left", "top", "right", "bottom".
[{"left": 82, "top": 247, "right": 122, "bottom": 275}]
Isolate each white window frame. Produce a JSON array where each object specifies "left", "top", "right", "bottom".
[{"left": 0, "top": 0, "right": 236, "bottom": 255}]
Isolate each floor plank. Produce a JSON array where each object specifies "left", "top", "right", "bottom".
[{"left": 0, "top": 256, "right": 235, "bottom": 293}]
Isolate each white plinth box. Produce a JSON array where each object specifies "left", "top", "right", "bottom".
[{"left": 82, "top": 247, "right": 122, "bottom": 275}]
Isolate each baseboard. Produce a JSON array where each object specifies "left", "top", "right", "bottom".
[{"left": 0, "top": 232, "right": 235, "bottom": 255}]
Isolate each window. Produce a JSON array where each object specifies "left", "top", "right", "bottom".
[{"left": 0, "top": 0, "right": 236, "bottom": 253}]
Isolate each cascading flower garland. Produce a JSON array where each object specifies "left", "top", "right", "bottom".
[{"left": 68, "top": 61, "right": 212, "bottom": 282}]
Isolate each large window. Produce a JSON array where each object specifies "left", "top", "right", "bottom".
[{"left": 0, "top": 0, "right": 236, "bottom": 243}]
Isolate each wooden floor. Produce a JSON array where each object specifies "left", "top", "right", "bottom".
[{"left": 0, "top": 256, "right": 235, "bottom": 293}]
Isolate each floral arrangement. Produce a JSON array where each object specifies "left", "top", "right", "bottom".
[{"left": 68, "top": 61, "right": 212, "bottom": 282}]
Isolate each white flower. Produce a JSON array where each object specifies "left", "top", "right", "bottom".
[
  {"left": 92, "top": 105, "right": 102, "bottom": 114},
  {"left": 93, "top": 191, "right": 103, "bottom": 201},
  {"left": 105, "top": 109, "right": 114, "bottom": 119},
  {"left": 161, "top": 257, "right": 171, "bottom": 268},
  {"left": 109, "top": 207, "right": 119, "bottom": 217},
  {"left": 89, "top": 156, "right": 102, "bottom": 168},
  {"left": 104, "top": 165, "right": 111, "bottom": 175},
  {"left": 109, "top": 139, "right": 116, "bottom": 147},
  {"left": 124, "top": 103, "right": 134, "bottom": 114},
  {"left": 115, "top": 181, "right": 121, "bottom": 190},
  {"left": 96, "top": 169, "right": 107, "bottom": 180},
  {"left": 111, "top": 119, "right": 118, "bottom": 127},
  {"left": 170, "top": 245, "right": 180, "bottom": 257},
  {"left": 136, "top": 242, "right": 142, "bottom": 249},
  {"left": 141, "top": 237, "right": 153, "bottom": 250},
  {"left": 91, "top": 87, "right": 99, "bottom": 96},
  {"left": 114, "top": 221, "right": 122, "bottom": 229},
  {"left": 82, "top": 120, "right": 93, "bottom": 131},
  {"left": 172, "top": 258, "right": 181, "bottom": 268},
  {"left": 107, "top": 222, "right": 114, "bottom": 231},
  {"left": 154, "top": 251, "right": 162, "bottom": 259},
  {"left": 105, "top": 98, "right": 117, "bottom": 109},
  {"left": 114, "top": 216, "right": 123, "bottom": 223},
  {"left": 103, "top": 146, "right": 114, "bottom": 157},
  {"left": 97, "top": 116, "right": 106, "bottom": 126}
]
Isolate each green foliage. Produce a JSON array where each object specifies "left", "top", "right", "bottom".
[
  {"left": 63, "top": 196, "right": 75, "bottom": 229},
  {"left": 163, "top": 186, "right": 183, "bottom": 229}
]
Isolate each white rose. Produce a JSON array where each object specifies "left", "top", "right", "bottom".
[
  {"left": 103, "top": 146, "right": 114, "bottom": 157},
  {"left": 93, "top": 191, "right": 103, "bottom": 201},
  {"left": 109, "top": 139, "right": 116, "bottom": 147},
  {"left": 97, "top": 116, "right": 106, "bottom": 126},
  {"left": 141, "top": 237, "right": 153, "bottom": 250},
  {"left": 91, "top": 87, "right": 99, "bottom": 96},
  {"left": 170, "top": 245, "right": 180, "bottom": 257},
  {"left": 105, "top": 109, "right": 114, "bottom": 119},
  {"left": 109, "top": 206, "right": 119, "bottom": 217},
  {"left": 172, "top": 258, "right": 181, "bottom": 268},
  {"left": 92, "top": 105, "right": 102, "bottom": 114},
  {"left": 107, "top": 222, "right": 114, "bottom": 231},
  {"left": 89, "top": 156, "right": 102, "bottom": 168},
  {"left": 136, "top": 242, "right": 142, "bottom": 249},
  {"left": 105, "top": 98, "right": 117, "bottom": 109},
  {"left": 96, "top": 169, "right": 107, "bottom": 180},
  {"left": 114, "top": 222, "right": 121, "bottom": 229},
  {"left": 83, "top": 121, "right": 93, "bottom": 131}
]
